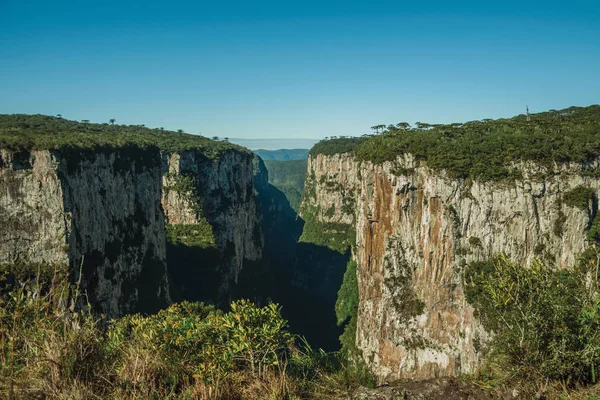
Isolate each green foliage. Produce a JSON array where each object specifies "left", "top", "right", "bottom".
[
  {"left": 222, "top": 300, "right": 293, "bottom": 377},
  {"left": 589, "top": 215, "right": 600, "bottom": 244},
  {"left": 334, "top": 262, "right": 375, "bottom": 388},
  {"left": 0, "top": 269, "right": 335, "bottom": 399},
  {"left": 563, "top": 185, "right": 596, "bottom": 210},
  {"left": 163, "top": 172, "right": 204, "bottom": 215},
  {"left": 311, "top": 105, "right": 600, "bottom": 181},
  {"left": 0, "top": 114, "right": 249, "bottom": 159},
  {"left": 465, "top": 254, "right": 600, "bottom": 383},
  {"left": 341, "top": 196, "right": 355, "bottom": 215},
  {"left": 469, "top": 236, "right": 483, "bottom": 248},
  {"left": 262, "top": 159, "right": 308, "bottom": 212},
  {"left": 309, "top": 137, "right": 367, "bottom": 157},
  {"left": 254, "top": 148, "right": 309, "bottom": 161},
  {"left": 335, "top": 261, "right": 358, "bottom": 326},
  {"left": 165, "top": 221, "right": 216, "bottom": 248},
  {"left": 554, "top": 210, "right": 567, "bottom": 237},
  {"left": 299, "top": 205, "right": 356, "bottom": 254}
]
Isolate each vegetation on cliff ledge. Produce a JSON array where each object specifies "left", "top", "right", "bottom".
[
  {"left": 0, "top": 114, "right": 248, "bottom": 159},
  {"left": 310, "top": 105, "right": 600, "bottom": 181}
]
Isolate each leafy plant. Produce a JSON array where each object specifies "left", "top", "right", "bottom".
[
  {"left": 465, "top": 254, "right": 600, "bottom": 384},
  {"left": 563, "top": 185, "right": 596, "bottom": 210}
]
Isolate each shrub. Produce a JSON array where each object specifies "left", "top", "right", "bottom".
[
  {"left": 465, "top": 254, "right": 600, "bottom": 384},
  {"left": 0, "top": 269, "right": 324, "bottom": 399},
  {"left": 563, "top": 185, "right": 596, "bottom": 210}
]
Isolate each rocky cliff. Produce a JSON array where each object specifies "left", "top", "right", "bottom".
[
  {"left": 0, "top": 143, "right": 264, "bottom": 316},
  {"left": 0, "top": 147, "right": 169, "bottom": 317},
  {"left": 303, "top": 151, "right": 599, "bottom": 383},
  {"left": 162, "top": 150, "right": 263, "bottom": 303}
]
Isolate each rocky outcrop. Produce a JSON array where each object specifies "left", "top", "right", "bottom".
[
  {"left": 303, "top": 152, "right": 600, "bottom": 383},
  {"left": 1, "top": 144, "right": 264, "bottom": 316},
  {"left": 347, "top": 378, "right": 514, "bottom": 400},
  {"left": 162, "top": 150, "right": 263, "bottom": 301},
  {"left": 0, "top": 147, "right": 169, "bottom": 317}
]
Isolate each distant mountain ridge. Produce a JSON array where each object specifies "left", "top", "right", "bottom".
[
  {"left": 229, "top": 138, "right": 318, "bottom": 151},
  {"left": 254, "top": 148, "right": 309, "bottom": 161}
]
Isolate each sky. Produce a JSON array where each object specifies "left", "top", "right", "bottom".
[{"left": 1, "top": 0, "right": 599, "bottom": 140}]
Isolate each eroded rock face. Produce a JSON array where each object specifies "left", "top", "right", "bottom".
[
  {"left": 304, "top": 152, "right": 600, "bottom": 383},
  {"left": 161, "top": 150, "right": 263, "bottom": 297},
  {"left": 0, "top": 147, "right": 169, "bottom": 317},
  {"left": 0, "top": 145, "right": 264, "bottom": 316},
  {"left": 301, "top": 153, "right": 360, "bottom": 227}
]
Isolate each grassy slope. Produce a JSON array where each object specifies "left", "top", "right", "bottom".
[
  {"left": 310, "top": 105, "right": 600, "bottom": 181},
  {"left": 0, "top": 114, "right": 249, "bottom": 158}
]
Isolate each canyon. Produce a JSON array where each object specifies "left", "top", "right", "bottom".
[{"left": 2, "top": 107, "right": 599, "bottom": 388}]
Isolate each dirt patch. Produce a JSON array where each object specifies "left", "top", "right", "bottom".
[{"left": 347, "top": 378, "right": 520, "bottom": 399}]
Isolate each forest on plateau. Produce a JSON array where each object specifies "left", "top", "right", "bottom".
[{"left": 311, "top": 105, "right": 600, "bottom": 181}]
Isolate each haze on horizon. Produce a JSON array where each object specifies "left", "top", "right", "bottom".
[{"left": 1, "top": 0, "right": 598, "bottom": 140}]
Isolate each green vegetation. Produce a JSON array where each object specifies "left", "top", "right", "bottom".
[
  {"left": 335, "top": 261, "right": 358, "bottom": 327},
  {"left": 465, "top": 254, "right": 600, "bottom": 384},
  {"left": 254, "top": 149, "right": 309, "bottom": 161},
  {"left": 554, "top": 210, "right": 567, "bottom": 237},
  {"left": 263, "top": 159, "right": 308, "bottom": 212},
  {"left": 0, "top": 270, "right": 362, "bottom": 399},
  {"left": 309, "top": 137, "right": 367, "bottom": 158},
  {"left": 164, "top": 172, "right": 204, "bottom": 215},
  {"left": 0, "top": 114, "right": 248, "bottom": 159},
  {"left": 469, "top": 236, "right": 483, "bottom": 249},
  {"left": 563, "top": 185, "right": 596, "bottom": 210},
  {"left": 166, "top": 221, "right": 216, "bottom": 248},
  {"left": 298, "top": 205, "right": 355, "bottom": 254},
  {"left": 334, "top": 261, "right": 374, "bottom": 386},
  {"left": 310, "top": 105, "right": 600, "bottom": 181}
]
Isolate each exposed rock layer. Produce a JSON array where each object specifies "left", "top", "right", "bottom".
[
  {"left": 303, "top": 152, "right": 599, "bottom": 383},
  {"left": 162, "top": 150, "right": 263, "bottom": 299},
  {"left": 0, "top": 146, "right": 263, "bottom": 316}
]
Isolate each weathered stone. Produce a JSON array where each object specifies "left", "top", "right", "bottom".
[
  {"left": 0, "top": 146, "right": 263, "bottom": 317},
  {"left": 347, "top": 378, "right": 513, "bottom": 400},
  {"left": 162, "top": 150, "right": 263, "bottom": 295},
  {"left": 304, "top": 152, "right": 600, "bottom": 383},
  {"left": 0, "top": 147, "right": 169, "bottom": 317}
]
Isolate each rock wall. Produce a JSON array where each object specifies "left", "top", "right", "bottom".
[
  {"left": 304, "top": 152, "right": 600, "bottom": 383},
  {"left": 0, "top": 147, "right": 169, "bottom": 317},
  {"left": 161, "top": 150, "right": 263, "bottom": 300},
  {"left": 1, "top": 145, "right": 264, "bottom": 316}
]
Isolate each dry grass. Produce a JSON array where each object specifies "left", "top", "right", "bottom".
[{"left": 0, "top": 273, "right": 364, "bottom": 400}]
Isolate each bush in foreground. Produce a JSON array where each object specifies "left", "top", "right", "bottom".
[
  {"left": 0, "top": 270, "right": 358, "bottom": 399},
  {"left": 465, "top": 254, "right": 600, "bottom": 385}
]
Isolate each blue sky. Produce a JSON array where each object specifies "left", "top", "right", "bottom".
[{"left": 1, "top": 0, "right": 598, "bottom": 139}]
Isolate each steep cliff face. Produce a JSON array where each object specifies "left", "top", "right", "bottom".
[
  {"left": 162, "top": 150, "right": 263, "bottom": 303},
  {"left": 304, "top": 152, "right": 599, "bottom": 383},
  {"left": 1, "top": 144, "right": 264, "bottom": 316},
  {"left": 0, "top": 147, "right": 169, "bottom": 317}
]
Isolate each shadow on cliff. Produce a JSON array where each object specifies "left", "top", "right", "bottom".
[{"left": 254, "top": 168, "right": 347, "bottom": 351}]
